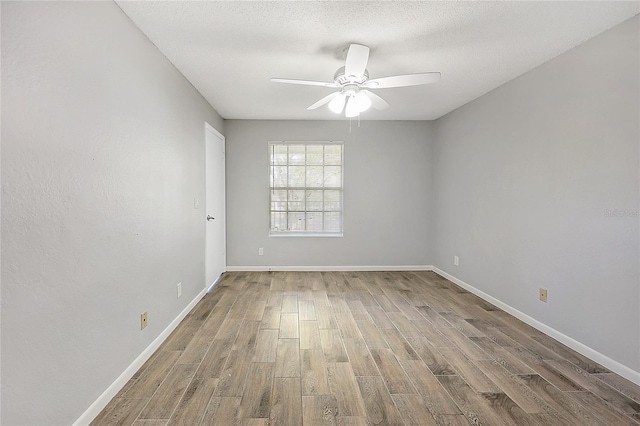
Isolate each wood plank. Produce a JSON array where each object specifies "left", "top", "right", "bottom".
[
  {"left": 279, "top": 312, "right": 299, "bottom": 339},
  {"left": 242, "top": 419, "right": 267, "bottom": 426},
  {"left": 504, "top": 345, "right": 583, "bottom": 391},
  {"left": 569, "top": 391, "right": 640, "bottom": 426},
  {"left": 238, "top": 363, "right": 273, "bottom": 418},
  {"left": 319, "top": 329, "right": 348, "bottom": 363},
  {"left": 406, "top": 338, "right": 456, "bottom": 375},
  {"left": 386, "top": 312, "right": 423, "bottom": 338},
  {"left": 416, "top": 306, "right": 451, "bottom": 328},
  {"left": 132, "top": 420, "right": 168, "bottom": 426},
  {"left": 266, "top": 290, "right": 283, "bottom": 307},
  {"left": 214, "top": 317, "right": 243, "bottom": 341},
  {"left": 259, "top": 306, "right": 281, "bottom": 329},
  {"left": 355, "top": 376, "right": 404, "bottom": 425},
  {"left": 195, "top": 337, "right": 234, "bottom": 379},
  {"left": 410, "top": 320, "right": 454, "bottom": 347},
  {"left": 302, "top": 395, "right": 338, "bottom": 426},
  {"left": 347, "top": 300, "right": 372, "bottom": 321},
  {"left": 516, "top": 374, "right": 605, "bottom": 426},
  {"left": 364, "top": 305, "right": 395, "bottom": 329},
  {"left": 139, "top": 364, "right": 198, "bottom": 419},
  {"left": 436, "top": 375, "right": 509, "bottom": 426},
  {"left": 245, "top": 300, "right": 266, "bottom": 321},
  {"left": 167, "top": 378, "right": 217, "bottom": 426},
  {"left": 315, "top": 306, "right": 337, "bottom": 329},
  {"left": 355, "top": 320, "right": 389, "bottom": 349},
  {"left": 335, "top": 417, "right": 369, "bottom": 425},
  {"left": 274, "top": 338, "right": 301, "bottom": 378},
  {"left": 392, "top": 394, "right": 439, "bottom": 426},
  {"left": 380, "top": 328, "right": 420, "bottom": 360},
  {"left": 201, "top": 397, "right": 240, "bottom": 426},
  {"left": 431, "top": 414, "right": 473, "bottom": 426},
  {"left": 326, "top": 363, "right": 366, "bottom": 417},
  {"left": 399, "top": 359, "right": 462, "bottom": 416},
  {"left": 372, "top": 294, "right": 399, "bottom": 312},
  {"left": 369, "top": 348, "right": 415, "bottom": 394},
  {"left": 342, "top": 338, "right": 379, "bottom": 376},
  {"left": 282, "top": 295, "right": 298, "bottom": 312},
  {"left": 440, "top": 311, "right": 485, "bottom": 338},
  {"left": 531, "top": 334, "right": 610, "bottom": 373},
  {"left": 301, "top": 349, "right": 330, "bottom": 396},
  {"left": 437, "top": 327, "right": 491, "bottom": 360},
  {"left": 213, "top": 351, "right": 251, "bottom": 397},
  {"left": 299, "top": 320, "right": 322, "bottom": 350},
  {"left": 177, "top": 328, "right": 215, "bottom": 365},
  {"left": 544, "top": 359, "right": 640, "bottom": 414},
  {"left": 334, "top": 312, "right": 361, "bottom": 339},
  {"left": 270, "top": 377, "right": 302, "bottom": 425},
  {"left": 89, "top": 398, "right": 149, "bottom": 426},
  {"left": 298, "top": 300, "right": 316, "bottom": 320},
  {"left": 593, "top": 373, "right": 640, "bottom": 404},
  {"left": 122, "top": 351, "right": 181, "bottom": 398},
  {"left": 437, "top": 347, "right": 499, "bottom": 393},
  {"left": 476, "top": 360, "right": 553, "bottom": 414},
  {"left": 470, "top": 336, "right": 536, "bottom": 374},
  {"left": 252, "top": 329, "right": 279, "bottom": 363},
  {"left": 232, "top": 320, "right": 260, "bottom": 353}
]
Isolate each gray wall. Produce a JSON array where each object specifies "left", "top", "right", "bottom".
[
  {"left": 432, "top": 16, "right": 639, "bottom": 372},
  {"left": 225, "top": 120, "right": 433, "bottom": 268},
  {"left": 1, "top": 2, "right": 224, "bottom": 425}
]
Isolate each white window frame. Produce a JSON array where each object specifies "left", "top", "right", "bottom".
[{"left": 268, "top": 141, "right": 344, "bottom": 237}]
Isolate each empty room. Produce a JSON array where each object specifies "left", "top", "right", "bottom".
[{"left": 2, "top": 1, "right": 639, "bottom": 425}]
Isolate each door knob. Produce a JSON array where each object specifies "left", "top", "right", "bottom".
[{"left": 207, "top": 215, "right": 215, "bottom": 221}]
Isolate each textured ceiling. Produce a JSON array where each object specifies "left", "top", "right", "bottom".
[{"left": 116, "top": 1, "right": 639, "bottom": 120}]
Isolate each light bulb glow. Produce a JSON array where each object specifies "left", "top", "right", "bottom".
[
  {"left": 328, "top": 93, "right": 346, "bottom": 114},
  {"left": 345, "top": 96, "right": 360, "bottom": 118},
  {"left": 353, "top": 91, "right": 372, "bottom": 112}
]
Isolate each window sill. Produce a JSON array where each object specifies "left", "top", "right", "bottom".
[{"left": 269, "top": 232, "right": 344, "bottom": 238}]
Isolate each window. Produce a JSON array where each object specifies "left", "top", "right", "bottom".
[{"left": 269, "top": 142, "right": 343, "bottom": 236}]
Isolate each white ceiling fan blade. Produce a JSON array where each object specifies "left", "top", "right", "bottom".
[
  {"left": 364, "top": 72, "right": 441, "bottom": 89},
  {"left": 307, "top": 92, "right": 339, "bottom": 110},
  {"left": 271, "top": 78, "right": 339, "bottom": 88},
  {"left": 361, "top": 90, "right": 389, "bottom": 110},
  {"left": 344, "top": 44, "right": 369, "bottom": 79}
]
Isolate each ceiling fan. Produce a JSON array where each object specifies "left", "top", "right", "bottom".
[{"left": 271, "top": 44, "right": 441, "bottom": 118}]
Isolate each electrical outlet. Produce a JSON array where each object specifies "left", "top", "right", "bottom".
[
  {"left": 454, "top": 256, "right": 459, "bottom": 266},
  {"left": 539, "top": 288, "right": 548, "bottom": 303},
  {"left": 258, "top": 248, "right": 264, "bottom": 256},
  {"left": 194, "top": 198, "right": 200, "bottom": 209},
  {"left": 141, "top": 312, "right": 148, "bottom": 330},
  {"left": 177, "top": 282, "right": 182, "bottom": 298}
]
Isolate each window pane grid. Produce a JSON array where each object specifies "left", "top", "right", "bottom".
[{"left": 269, "top": 142, "right": 342, "bottom": 234}]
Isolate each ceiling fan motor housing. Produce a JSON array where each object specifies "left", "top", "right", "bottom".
[{"left": 333, "top": 66, "right": 369, "bottom": 86}]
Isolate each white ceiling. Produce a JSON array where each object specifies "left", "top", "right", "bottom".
[{"left": 116, "top": 1, "right": 639, "bottom": 121}]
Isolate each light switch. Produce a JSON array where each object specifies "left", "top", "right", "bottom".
[{"left": 194, "top": 198, "right": 200, "bottom": 209}]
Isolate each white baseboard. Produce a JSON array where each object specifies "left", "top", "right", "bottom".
[
  {"left": 73, "top": 287, "right": 208, "bottom": 426},
  {"left": 225, "top": 265, "right": 433, "bottom": 272},
  {"left": 432, "top": 266, "right": 640, "bottom": 387}
]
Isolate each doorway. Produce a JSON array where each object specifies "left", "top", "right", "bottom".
[{"left": 205, "top": 123, "right": 226, "bottom": 290}]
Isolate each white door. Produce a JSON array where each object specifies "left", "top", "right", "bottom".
[{"left": 205, "top": 123, "right": 226, "bottom": 290}]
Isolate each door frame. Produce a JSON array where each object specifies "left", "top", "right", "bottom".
[{"left": 204, "top": 122, "right": 226, "bottom": 291}]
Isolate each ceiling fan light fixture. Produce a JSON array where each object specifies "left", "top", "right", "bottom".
[
  {"left": 345, "top": 96, "right": 360, "bottom": 118},
  {"left": 353, "top": 91, "right": 372, "bottom": 113},
  {"left": 328, "top": 93, "right": 346, "bottom": 113}
]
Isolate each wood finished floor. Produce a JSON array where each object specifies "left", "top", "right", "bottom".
[{"left": 92, "top": 271, "right": 640, "bottom": 425}]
